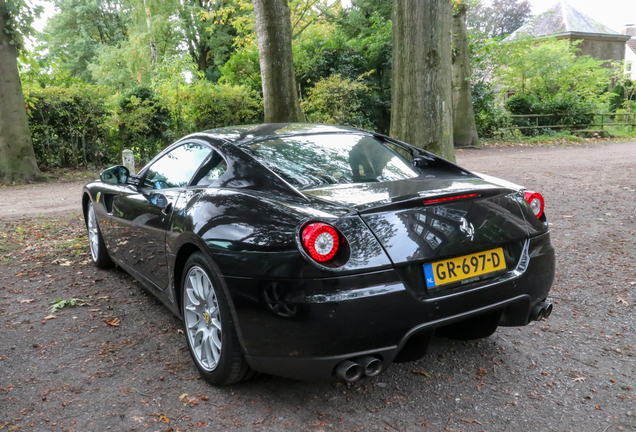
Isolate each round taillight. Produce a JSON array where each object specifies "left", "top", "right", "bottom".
[
  {"left": 301, "top": 223, "right": 340, "bottom": 263},
  {"left": 524, "top": 191, "right": 545, "bottom": 218}
]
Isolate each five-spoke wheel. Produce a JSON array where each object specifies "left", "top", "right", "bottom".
[
  {"left": 86, "top": 201, "right": 112, "bottom": 268},
  {"left": 184, "top": 266, "right": 223, "bottom": 371},
  {"left": 181, "top": 253, "right": 254, "bottom": 385}
]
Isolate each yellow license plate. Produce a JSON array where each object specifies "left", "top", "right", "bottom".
[{"left": 424, "top": 247, "right": 506, "bottom": 289}]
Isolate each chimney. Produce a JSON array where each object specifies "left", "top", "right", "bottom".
[{"left": 622, "top": 24, "right": 636, "bottom": 36}]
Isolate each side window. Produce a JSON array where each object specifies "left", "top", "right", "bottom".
[
  {"left": 144, "top": 143, "right": 211, "bottom": 189},
  {"left": 192, "top": 152, "right": 228, "bottom": 187}
]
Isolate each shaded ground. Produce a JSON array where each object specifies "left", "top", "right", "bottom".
[{"left": 1, "top": 141, "right": 635, "bottom": 432}]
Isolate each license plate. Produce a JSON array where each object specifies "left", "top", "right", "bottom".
[{"left": 423, "top": 247, "right": 506, "bottom": 289}]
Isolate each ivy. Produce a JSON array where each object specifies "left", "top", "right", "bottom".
[{"left": 2, "top": 0, "right": 43, "bottom": 50}]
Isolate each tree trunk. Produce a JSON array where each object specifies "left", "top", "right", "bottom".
[
  {"left": 253, "top": 0, "right": 304, "bottom": 123},
  {"left": 390, "top": 0, "right": 455, "bottom": 161},
  {"left": 452, "top": 6, "right": 480, "bottom": 148},
  {"left": 0, "top": 0, "right": 42, "bottom": 184}
]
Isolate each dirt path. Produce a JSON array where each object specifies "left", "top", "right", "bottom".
[
  {"left": 0, "top": 180, "right": 86, "bottom": 220},
  {"left": 1, "top": 141, "right": 635, "bottom": 432}
]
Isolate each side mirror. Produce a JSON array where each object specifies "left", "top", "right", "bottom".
[{"left": 100, "top": 166, "right": 130, "bottom": 185}]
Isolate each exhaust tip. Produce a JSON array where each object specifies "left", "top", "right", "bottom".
[
  {"left": 335, "top": 360, "right": 363, "bottom": 382},
  {"left": 356, "top": 356, "right": 383, "bottom": 377},
  {"left": 543, "top": 303, "right": 553, "bottom": 319},
  {"left": 531, "top": 301, "right": 553, "bottom": 321}
]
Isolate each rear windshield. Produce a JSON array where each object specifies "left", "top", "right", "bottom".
[{"left": 239, "top": 134, "right": 419, "bottom": 190}]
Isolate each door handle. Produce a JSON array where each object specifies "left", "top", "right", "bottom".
[{"left": 161, "top": 202, "right": 173, "bottom": 215}]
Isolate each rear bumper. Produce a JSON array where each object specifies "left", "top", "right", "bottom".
[{"left": 225, "top": 232, "right": 554, "bottom": 381}]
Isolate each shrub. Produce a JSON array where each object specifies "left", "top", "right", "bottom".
[
  {"left": 27, "top": 85, "right": 111, "bottom": 168},
  {"left": 180, "top": 82, "right": 263, "bottom": 131},
  {"left": 471, "top": 82, "right": 509, "bottom": 137},
  {"left": 301, "top": 74, "right": 373, "bottom": 129},
  {"left": 505, "top": 92, "right": 596, "bottom": 135},
  {"left": 115, "top": 86, "right": 172, "bottom": 162}
]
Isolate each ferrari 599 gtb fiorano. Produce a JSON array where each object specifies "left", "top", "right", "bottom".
[{"left": 82, "top": 123, "right": 554, "bottom": 385}]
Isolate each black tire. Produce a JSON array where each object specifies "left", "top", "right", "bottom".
[
  {"left": 86, "top": 201, "right": 113, "bottom": 269},
  {"left": 437, "top": 309, "right": 502, "bottom": 341},
  {"left": 181, "top": 252, "right": 254, "bottom": 385}
]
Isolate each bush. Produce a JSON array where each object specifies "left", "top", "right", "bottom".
[
  {"left": 181, "top": 82, "right": 264, "bottom": 131},
  {"left": 471, "top": 82, "right": 509, "bottom": 138},
  {"left": 114, "top": 86, "right": 172, "bottom": 162},
  {"left": 505, "top": 92, "right": 596, "bottom": 135},
  {"left": 302, "top": 74, "right": 373, "bottom": 128},
  {"left": 26, "top": 85, "right": 111, "bottom": 168}
]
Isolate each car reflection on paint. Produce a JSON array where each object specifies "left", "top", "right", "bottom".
[{"left": 82, "top": 123, "right": 555, "bottom": 385}]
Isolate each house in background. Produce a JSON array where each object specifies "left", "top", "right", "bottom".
[
  {"left": 623, "top": 24, "right": 636, "bottom": 80},
  {"left": 512, "top": 1, "right": 631, "bottom": 65}
]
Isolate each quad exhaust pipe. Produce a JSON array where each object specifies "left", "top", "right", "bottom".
[
  {"left": 531, "top": 301, "right": 553, "bottom": 321},
  {"left": 335, "top": 356, "right": 383, "bottom": 382}
]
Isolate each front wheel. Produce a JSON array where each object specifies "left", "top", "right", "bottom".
[
  {"left": 87, "top": 202, "right": 113, "bottom": 269},
  {"left": 181, "top": 252, "right": 254, "bottom": 385}
]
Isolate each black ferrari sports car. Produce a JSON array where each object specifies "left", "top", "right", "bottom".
[{"left": 82, "top": 123, "right": 554, "bottom": 385}]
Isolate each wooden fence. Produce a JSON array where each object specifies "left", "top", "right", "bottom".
[{"left": 501, "top": 112, "right": 636, "bottom": 134}]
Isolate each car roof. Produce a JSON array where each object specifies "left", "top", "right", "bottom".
[{"left": 196, "top": 123, "right": 366, "bottom": 146}]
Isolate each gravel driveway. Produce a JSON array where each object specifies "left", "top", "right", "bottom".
[{"left": 1, "top": 141, "right": 634, "bottom": 432}]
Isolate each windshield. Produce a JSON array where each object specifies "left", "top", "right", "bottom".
[{"left": 240, "top": 134, "right": 419, "bottom": 190}]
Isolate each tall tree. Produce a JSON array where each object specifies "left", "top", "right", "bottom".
[
  {"left": 0, "top": 0, "right": 42, "bottom": 184},
  {"left": 390, "top": 0, "right": 454, "bottom": 161},
  {"left": 452, "top": 2, "right": 479, "bottom": 148},
  {"left": 42, "top": 0, "right": 127, "bottom": 82},
  {"left": 253, "top": 0, "right": 304, "bottom": 123},
  {"left": 467, "top": 0, "right": 531, "bottom": 39}
]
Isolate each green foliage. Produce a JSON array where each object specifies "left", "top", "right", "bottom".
[
  {"left": 154, "top": 59, "right": 263, "bottom": 133},
  {"left": 609, "top": 79, "right": 636, "bottom": 112},
  {"left": 180, "top": 82, "right": 263, "bottom": 131},
  {"left": 505, "top": 93, "right": 597, "bottom": 135},
  {"left": 27, "top": 85, "right": 112, "bottom": 168},
  {"left": 467, "top": 0, "right": 531, "bottom": 39},
  {"left": 218, "top": 41, "right": 262, "bottom": 92},
  {"left": 302, "top": 74, "right": 372, "bottom": 128},
  {"left": 49, "top": 297, "right": 87, "bottom": 312},
  {"left": 493, "top": 37, "right": 609, "bottom": 104},
  {"left": 1, "top": 0, "right": 43, "bottom": 50},
  {"left": 471, "top": 82, "right": 509, "bottom": 137},
  {"left": 114, "top": 86, "right": 172, "bottom": 162},
  {"left": 41, "top": 0, "right": 127, "bottom": 82}
]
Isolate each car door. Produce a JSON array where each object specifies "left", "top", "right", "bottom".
[{"left": 110, "top": 141, "right": 212, "bottom": 289}]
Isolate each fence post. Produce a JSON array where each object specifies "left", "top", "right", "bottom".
[{"left": 122, "top": 150, "right": 135, "bottom": 174}]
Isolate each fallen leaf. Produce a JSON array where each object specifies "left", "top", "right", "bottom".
[
  {"left": 19, "top": 299, "right": 35, "bottom": 303},
  {"left": 562, "top": 215, "right": 574, "bottom": 218},
  {"left": 158, "top": 414, "right": 169, "bottom": 424},
  {"left": 98, "top": 296, "right": 109, "bottom": 300},
  {"left": 412, "top": 370, "right": 431, "bottom": 377},
  {"left": 572, "top": 377, "right": 586, "bottom": 382},
  {"left": 617, "top": 297, "right": 629, "bottom": 305},
  {"left": 89, "top": 309, "right": 100, "bottom": 312},
  {"left": 179, "top": 393, "right": 189, "bottom": 402},
  {"left": 106, "top": 318, "right": 120, "bottom": 326},
  {"left": 44, "top": 315, "right": 56, "bottom": 320},
  {"left": 460, "top": 419, "right": 483, "bottom": 425},
  {"left": 59, "top": 261, "right": 72, "bottom": 267}
]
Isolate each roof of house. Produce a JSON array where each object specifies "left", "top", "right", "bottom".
[
  {"left": 628, "top": 38, "right": 636, "bottom": 55},
  {"left": 512, "top": 1, "right": 630, "bottom": 40}
]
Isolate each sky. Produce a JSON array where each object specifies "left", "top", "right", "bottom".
[{"left": 32, "top": 0, "right": 636, "bottom": 35}]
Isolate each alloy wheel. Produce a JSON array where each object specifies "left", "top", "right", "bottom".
[{"left": 184, "top": 266, "right": 222, "bottom": 371}]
